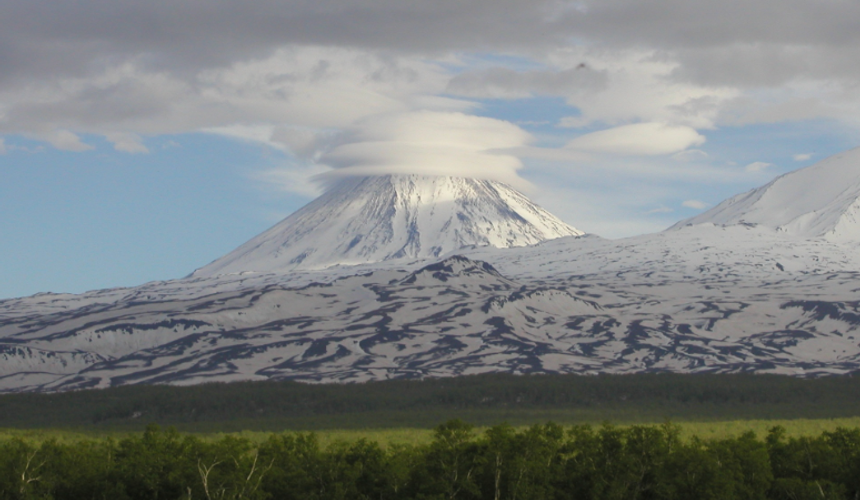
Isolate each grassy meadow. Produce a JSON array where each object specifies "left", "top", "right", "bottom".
[
  {"left": 3, "top": 417, "right": 860, "bottom": 448},
  {"left": 2, "top": 372, "right": 859, "bottom": 445}
]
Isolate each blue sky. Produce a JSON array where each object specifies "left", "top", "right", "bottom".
[
  {"left": 2, "top": 0, "right": 860, "bottom": 299},
  {"left": 2, "top": 118, "right": 853, "bottom": 299}
]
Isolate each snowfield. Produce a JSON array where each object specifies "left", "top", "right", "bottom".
[{"left": 3, "top": 152, "right": 860, "bottom": 392}]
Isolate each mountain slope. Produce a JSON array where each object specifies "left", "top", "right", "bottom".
[
  {"left": 6, "top": 245, "right": 860, "bottom": 392},
  {"left": 671, "top": 147, "right": 860, "bottom": 240},
  {"left": 8, "top": 151, "right": 860, "bottom": 392},
  {"left": 192, "top": 174, "right": 582, "bottom": 277}
]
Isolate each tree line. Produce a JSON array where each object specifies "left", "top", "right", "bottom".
[
  {"left": 3, "top": 373, "right": 860, "bottom": 430},
  {"left": 2, "top": 421, "right": 859, "bottom": 500}
]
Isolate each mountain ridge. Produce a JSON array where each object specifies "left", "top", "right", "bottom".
[{"left": 671, "top": 147, "right": 860, "bottom": 240}]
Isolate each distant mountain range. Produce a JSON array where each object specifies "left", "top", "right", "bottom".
[{"left": 3, "top": 148, "right": 860, "bottom": 392}]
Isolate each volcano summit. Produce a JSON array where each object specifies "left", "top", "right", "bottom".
[{"left": 193, "top": 174, "right": 582, "bottom": 277}]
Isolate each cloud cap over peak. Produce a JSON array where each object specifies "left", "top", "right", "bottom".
[{"left": 316, "top": 111, "right": 532, "bottom": 189}]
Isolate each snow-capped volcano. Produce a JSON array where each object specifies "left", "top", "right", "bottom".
[
  {"left": 193, "top": 174, "right": 582, "bottom": 277},
  {"left": 11, "top": 150, "right": 860, "bottom": 392},
  {"left": 673, "top": 147, "right": 860, "bottom": 240}
]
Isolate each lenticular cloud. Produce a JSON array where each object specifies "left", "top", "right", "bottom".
[
  {"left": 566, "top": 122, "right": 706, "bottom": 156},
  {"left": 316, "top": 111, "right": 533, "bottom": 190}
]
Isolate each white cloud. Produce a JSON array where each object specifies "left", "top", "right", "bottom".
[
  {"left": 270, "top": 126, "right": 340, "bottom": 161},
  {"left": 43, "top": 130, "right": 93, "bottom": 152},
  {"left": 2, "top": 0, "right": 860, "bottom": 158},
  {"left": 682, "top": 199, "right": 707, "bottom": 209},
  {"left": 565, "top": 122, "right": 705, "bottom": 156},
  {"left": 793, "top": 153, "right": 812, "bottom": 161},
  {"left": 205, "top": 124, "right": 343, "bottom": 162},
  {"left": 0, "top": 137, "right": 5, "bottom": 154},
  {"left": 317, "top": 111, "right": 532, "bottom": 189},
  {"left": 672, "top": 149, "right": 709, "bottom": 162},
  {"left": 516, "top": 146, "right": 742, "bottom": 184},
  {"left": 551, "top": 48, "right": 739, "bottom": 130},
  {"left": 713, "top": 84, "right": 860, "bottom": 127},
  {"left": 745, "top": 161, "right": 773, "bottom": 172},
  {"left": 105, "top": 132, "right": 149, "bottom": 153},
  {"left": 445, "top": 48, "right": 737, "bottom": 132},
  {"left": 252, "top": 163, "right": 329, "bottom": 198},
  {"left": 446, "top": 65, "right": 608, "bottom": 99},
  {"left": 3, "top": 0, "right": 860, "bottom": 245},
  {"left": 204, "top": 125, "right": 284, "bottom": 149},
  {"left": 0, "top": 47, "right": 453, "bottom": 153}
]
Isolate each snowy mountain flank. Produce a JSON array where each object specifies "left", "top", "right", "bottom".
[
  {"left": 192, "top": 175, "right": 582, "bottom": 277},
  {"left": 673, "top": 147, "right": 860, "bottom": 241},
  {"left": 4, "top": 152, "right": 860, "bottom": 392}
]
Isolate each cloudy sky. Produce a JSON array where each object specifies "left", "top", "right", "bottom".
[{"left": 2, "top": 0, "right": 859, "bottom": 298}]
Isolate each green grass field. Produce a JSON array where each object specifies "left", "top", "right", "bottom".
[{"left": 4, "top": 417, "right": 859, "bottom": 448}]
